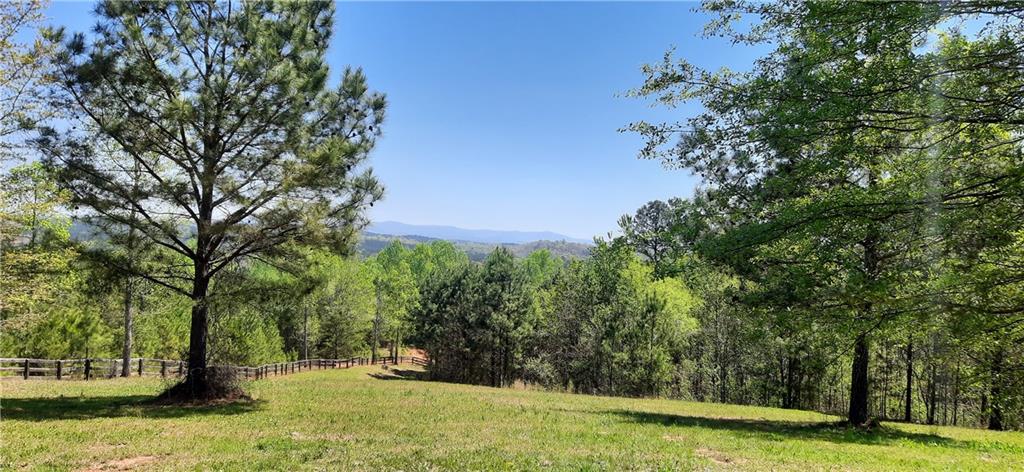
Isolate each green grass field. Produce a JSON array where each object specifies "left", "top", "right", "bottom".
[{"left": 2, "top": 365, "right": 1022, "bottom": 471}]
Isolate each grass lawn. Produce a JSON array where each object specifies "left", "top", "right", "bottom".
[{"left": 2, "top": 365, "right": 1022, "bottom": 471}]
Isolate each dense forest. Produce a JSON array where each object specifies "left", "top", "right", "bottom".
[{"left": 1, "top": 0, "right": 1022, "bottom": 430}]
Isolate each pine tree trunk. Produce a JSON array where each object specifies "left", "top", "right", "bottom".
[
  {"left": 185, "top": 275, "right": 210, "bottom": 393},
  {"left": 848, "top": 334, "right": 870, "bottom": 425}
]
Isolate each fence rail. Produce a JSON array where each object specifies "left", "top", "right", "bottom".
[{"left": 0, "top": 356, "right": 427, "bottom": 381}]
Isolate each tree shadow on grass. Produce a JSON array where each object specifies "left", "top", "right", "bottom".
[
  {"left": 368, "top": 368, "right": 428, "bottom": 381},
  {"left": 611, "top": 409, "right": 1000, "bottom": 451},
  {"left": 1, "top": 395, "right": 263, "bottom": 422}
]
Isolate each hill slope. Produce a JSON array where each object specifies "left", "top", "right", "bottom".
[{"left": 3, "top": 366, "right": 1022, "bottom": 471}]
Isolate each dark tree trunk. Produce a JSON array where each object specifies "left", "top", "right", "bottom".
[
  {"left": 848, "top": 334, "right": 870, "bottom": 425},
  {"left": 904, "top": 340, "right": 913, "bottom": 422},
  {"left": 785, "top": 355, "right": 801, "bottom": 409},
  {"left": 980, "top": 393, "right": 989, "bottom": 428},
  {"left": 393, "top": 329, "right": 400, "bottom": 364},
  {"left": 952, "top": 359, "right": 961, "bottom": 426},
  {"left": 303, "top": 305, "right": 309, "bottom": 360},
  {"left": 850, "top": 172, "right": 879, "bottom": 426},
  {"left": 989, "top": 348, "right": 1004, "bottom": 431},
  {"left": 185, "top": 275, "right": 210, "bottom": 393},
  {"left": 927, "top": 363, "right": 937, "bottom": 425}
]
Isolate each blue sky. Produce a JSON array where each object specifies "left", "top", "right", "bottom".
[{"left": 44, "top": 1, "right": 767, "bottom": 240}]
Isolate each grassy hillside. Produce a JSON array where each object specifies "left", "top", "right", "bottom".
[
  {"left": 359, "top": 232, "right": 592, "bottom": 261},
  {"left": 2, "top": 366, "right": 1022, "bottom": 471}
]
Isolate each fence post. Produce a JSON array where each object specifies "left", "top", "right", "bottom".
[
  {"left": 85, "top": 358, "right": 92, "bottom": 380},
  {"left": 178, "top": 361, "right": 184, "bottom": 376},
  {"left": 57, "top": 360, "right": 63, "bottom": 380},
  {"left": 23, "top": 359, "right": 29, "bottom": 379},
  {"left": 138, "top": 358, "right": 144, "bottom": 376},
  {"left": 161, "top": 361, "right": 167, "bottom": 378}
]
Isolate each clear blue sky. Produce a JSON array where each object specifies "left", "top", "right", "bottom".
[{"left": 44, "top": 1, "right": 766, "bottom": 240}]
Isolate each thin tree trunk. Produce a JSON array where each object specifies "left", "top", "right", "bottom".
[
  {"left": 303, "top": 305, "right": 309, "bottom": 360},
  {"left": 927, "top": 363, "right": 937, "bottom": 425},
  {"left": 393, "top": 329, "right": 400, "bottom": 364},
  {"left": 121, "top": 206, "right": 139, "bottom": 378},
  {"left": 952, "top": 358, "right": 960, "bottom": 426},
  {"left": 904, "top": 340, "right": 913, "bottom": 422},
  {"left": 371, "top": 283, "right": 381, "bottom": 364},
  {"left": 989, "top": 348, "right": 1004, "bottom": 431},
  {"left": 121, "top": 277, "right": 134, "bottom": 377}
]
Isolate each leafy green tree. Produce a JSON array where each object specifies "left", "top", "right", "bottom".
[
  {"left": 537, "top": 238, "right": 697, "bottom": 397},
  {"left": 41, "top": 1, "right": 385, "bottom": 398},
  {"left": 0, "top": 0, "right": 53, "bottom": 162},
  {"left": 519, "top": 249, "right": 563, "bottom": 288},
  {"left": 407, "top": 241, "right": 469, "bottom": 284},
  {"left": 626, "top": 0, "right": 1024, "bottom": 425},
  {"left": 306, "top": 251, "right": 375, "bottom": 359},
  {"left": 23, "top": 297, "right": 111, "bottom": 359},
  {"left": 0, "top": 163, "right": 78, "bottom": 354},
  {"left": 370, "top": 241, "right": 419, "bottom": 362},
  {"left": 618, "top": 200, "right": 686, "bottom": 278}
]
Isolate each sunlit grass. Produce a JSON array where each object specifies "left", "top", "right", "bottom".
[{"left": 2, "top": 366, "right": 1022, "bottom": 470}]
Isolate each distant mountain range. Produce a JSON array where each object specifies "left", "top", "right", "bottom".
[
  {"left": 359, "top": 232, "right": 592, "bottom": 262},
  {"left": 70, "top": 219, "right": 593, "bottom": 262},
  {"left": 366, "top": 221, "right": 591, "bottom": 245}
]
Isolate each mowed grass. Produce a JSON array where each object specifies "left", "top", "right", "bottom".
[{"left": 2, "top": 366, "right": 1023, "bottom": 471}]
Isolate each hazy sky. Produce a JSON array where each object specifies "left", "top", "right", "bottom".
[{"left": 43, "top": 1, "right": 767, "bottom": 240}]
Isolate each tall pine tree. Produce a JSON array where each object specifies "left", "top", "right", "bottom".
[{"left": 41, "top": 0, "right": 385, "bottom": 399}]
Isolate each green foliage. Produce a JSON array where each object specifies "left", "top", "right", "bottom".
[
  {"left": 412, "top": 247, "right": 535, "bottom": 386},
  {"left": 19, "top": 297, "right": 111, "bottom": 359},
  {"left": 534, "top": 239, "right": 697, "bottom": 397},
  {"left": 306, "top": 251, "right": 375, "bottom": 359},
  {"left": 0, "top": 163, "right": 79, "bottom": 356},
  {"left": 626, "top": 0, "right": 1024, "bottom": 427},
  {"left": 38, "top": 0, "right": 386, "bottom": 381}
]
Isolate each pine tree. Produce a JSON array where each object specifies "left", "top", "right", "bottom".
[{"left": 40, "top": 0, "right": 385, "bottom": 399}]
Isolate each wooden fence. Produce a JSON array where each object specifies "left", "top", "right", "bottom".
[{"left": 0, "top": 356, "right": 427, "bottom": 381}]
